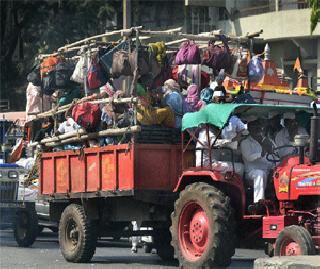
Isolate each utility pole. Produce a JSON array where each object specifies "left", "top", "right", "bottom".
[
  {"left": 123, "top": 0, "right": 131, "bottom": 29},
  {"left": 122, "top": 0, "right": 131, "bottom": 96}
]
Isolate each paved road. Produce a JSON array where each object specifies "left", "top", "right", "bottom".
[{"left": 0, "top": 229, "right": 267, "bottom": 269}]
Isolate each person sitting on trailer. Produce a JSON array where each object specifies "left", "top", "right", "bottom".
[
  {"left": 240, "top": 118, "right": 273, "bottom": 208},
  {"left": 275, "top": 112, "right": 308, "bottom": 158},
  {"left": 212, "top": 70, "right": 226, "bottom": 101},
  {"left": 162, "top": 79, "right": 184, "bottom": 128}
]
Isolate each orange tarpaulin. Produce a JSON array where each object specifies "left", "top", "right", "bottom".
[{"left": 8, "top": 139, "right": 24, "bottom": 163}]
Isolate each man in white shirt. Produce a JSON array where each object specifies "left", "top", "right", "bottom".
[
  {"left": 196, "top": 124, "right": 245, "bottom": 176},
  {"left": 275, "top": 112, "right": 308, "bottom": 158},
  {"left": 240, "top": 119, "right": 273, "bottom": 204}
]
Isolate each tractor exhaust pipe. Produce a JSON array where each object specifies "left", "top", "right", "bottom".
[{"left": 310, "top": 103, "right": 320, "bottom": 163}]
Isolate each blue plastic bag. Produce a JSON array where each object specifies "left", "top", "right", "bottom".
[{"left": 248, "top": 56, "right": 264, "bottom": 82}]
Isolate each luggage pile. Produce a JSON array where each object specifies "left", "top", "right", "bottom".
[{"left": 23, "top": 26, "right": 265, "bottom": 153}]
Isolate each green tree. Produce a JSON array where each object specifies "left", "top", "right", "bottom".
[
  {"left": 0, "top": 0, "right": 119, "bottom": 111},
  {"left": 310, "top": 0, "right": 320, "bottom": 34}
]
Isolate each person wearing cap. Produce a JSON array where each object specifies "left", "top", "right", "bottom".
[
  {"left": 267, "top": 111, "right": 282, "bottom": 141},
  {"left": 212, "top": 70, "right": 227, "bottom": 104},
  {"left": 275, "top": 112, "right": 308, "bottom": 158},
  {"left": 240, "top": 119, "right": 273, "bottom": 207},
  {"left": 200, "top": 87, "right": 214, "bottom": 106}
]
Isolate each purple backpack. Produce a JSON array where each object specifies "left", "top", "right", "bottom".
[{"left": 176, "top": 40, "right": 201, "bottom": 65}]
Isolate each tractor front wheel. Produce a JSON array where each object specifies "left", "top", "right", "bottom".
[
  {"left": 170, "top": 182, "right": 236, "bottom": 268},
  {"left": 274, "top": 225, "right": 315, "bottom": 256},
  {"left": 13, "top": 207, "right": 38, "bottom": 247}
]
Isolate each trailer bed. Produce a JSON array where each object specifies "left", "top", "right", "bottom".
[{"left": 40, "top": 144, "right": 193, "bottom": 198}]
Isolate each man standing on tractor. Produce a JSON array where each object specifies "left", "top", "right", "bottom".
[
  {"left": 275, "top": 112, "right": 308, "bottom": 158},
  {"left": 240, "top": 119, "right": 273, "bottom": 209}
]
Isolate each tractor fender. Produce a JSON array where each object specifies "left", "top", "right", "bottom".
[{"left": 174, "top": 170, "right": 246, "bottom": 218}]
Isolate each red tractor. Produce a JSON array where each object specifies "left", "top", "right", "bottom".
[
  {"left": 40, "top": 104, "right": 319, "bottom": 268},
  {"left": 174, "top": 103, "right": 319, "bottom": 267}
]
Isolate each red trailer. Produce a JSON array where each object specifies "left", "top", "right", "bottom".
[
  {"left": 40, "top": 143, "right": 194, "bottom": 263},
  {"left": 40, "top": 104, "right": 320, "bottom": 268}
]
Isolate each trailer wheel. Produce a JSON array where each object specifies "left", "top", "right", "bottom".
[
  {"left": 274, "top": 225, "right": 315, "bottom": 256},
  {"left": 14, "top": 208, "right": 38, "bottom": 247},
  {"left": 170, "top": 182, "right": 236, "bottom": 268},
  {"left": 59, "top": 204, "right": 97, "bottom": 263}
]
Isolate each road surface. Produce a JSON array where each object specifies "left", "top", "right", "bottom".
[{"left": 0, "top": 229, "right": 267, "bottom": 269}]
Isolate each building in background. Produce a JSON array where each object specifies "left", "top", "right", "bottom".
[{"left": 184, "top": 0, "right": 319, "bottom": 91}]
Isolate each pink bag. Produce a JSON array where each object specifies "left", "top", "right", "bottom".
[{"left": 176, "top": 41, "right": 201, "bottom": 65}]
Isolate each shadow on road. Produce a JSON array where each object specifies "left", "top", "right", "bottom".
[{"left": 93, "top": 255, "right": 179, "bottom": 267}]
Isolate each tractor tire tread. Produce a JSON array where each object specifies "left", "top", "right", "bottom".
[{"left": 171, "top": 182, "right": 235, "bottom": 268}]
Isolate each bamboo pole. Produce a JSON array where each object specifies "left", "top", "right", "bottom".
[
  {"left": 35, "top": 97, "right": 138, "bottom": 119},
  {"left": 165, "top": 38, "right": 188, "bottom": 46},
  {"left": 58, "top": 30, "right": 123, "bottom": 52},
  {"left": 44, "top": 125, "right": 141, "bottom": 147},
  {"left": 40, "top": 129, "right": 87, "bottom": 144}
]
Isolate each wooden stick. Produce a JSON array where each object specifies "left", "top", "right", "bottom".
[
  {"left": 58, "top": 26, "right": 142, "bottom": 52},
  {"left": 139, "top": 27, "right": 183, "bottom": 36},
  {"left": 58, "top": 30, "right": 124, "bottom": 52},
  {"left": 165, "top": 38, "right": 188, "bottom": 46},
  {"left": 44, "top": 125, "right": 141, "bottom": 147},
  {"left": 36, "top": 97, "right": 138, "bottom": 119},
  {"left": 40, "top": 129, "right": 87, "bottom": 144}
]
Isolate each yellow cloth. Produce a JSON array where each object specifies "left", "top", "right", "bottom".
[
  {"left": 137, "top": 105, "right": 175, "bottom": 128},
  {"left": 149, "top": 42, "right": 166, "bottom": 65}
]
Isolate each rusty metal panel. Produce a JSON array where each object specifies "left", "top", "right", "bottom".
[
  {"left": 70, "top": 155, "right": 85, "bottom": 193},
  {"left": 118, "top": 148, "right": 134, "bottom": 190},
  {"left": 56, "top": 156, "right": 69, "bottom": 193},
  {"left": 41, "top": 157, "right": 54, "bottom": 194},
  {"left": 86, "top": 153, "right": 100, "bottom": 192},
  {"left": 101, "top": 151, "right": 116, "bottom": 191},
  {"left": 134, "top": 144, "right": 182, "bottom": 191}
]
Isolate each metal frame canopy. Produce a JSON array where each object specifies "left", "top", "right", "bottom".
[{"left": 181, "top": 104, "right": 313, "bottom": 130}]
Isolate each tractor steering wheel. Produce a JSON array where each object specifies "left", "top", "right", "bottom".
[{"left": 266, "top": 145, "right": 298, "bottom": 163}]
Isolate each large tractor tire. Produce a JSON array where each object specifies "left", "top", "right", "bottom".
[
  {"left": 274, "top": 225, "right": 315, "bottom": 256},
  {"left": 13, "top": 207, "right": 38, "bottom": 247},
  {"left": 59, "top": 204, "right": 97, "bottom": 263},
  {"left": 170, "top": 182, "right": 236, "bottom": 269}
]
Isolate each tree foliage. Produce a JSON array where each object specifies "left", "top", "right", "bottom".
[
  {"left": 309, "top": 0, "right": 320, "bottom": 34},
  {"left": 0, "top": 0, "right": 120, "bottom": 110}
]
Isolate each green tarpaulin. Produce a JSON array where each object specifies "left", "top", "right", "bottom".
[{"left": 181, "top": 103, "right": 313, "bottom": 131}]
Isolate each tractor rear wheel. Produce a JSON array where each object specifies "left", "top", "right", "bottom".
[
  {"left": 274, "top": 225, "right": 315, "bottom": 256},
  {"left": 170, "top": 182, "right": 236, "bottom": 268},
  {"left": 59, "top": 204, "right": 97, "bottom": 263}
]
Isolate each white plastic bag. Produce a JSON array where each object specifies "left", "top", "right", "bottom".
[{"left": 70, "top": 56, "right": 85, "bottom": 83}]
